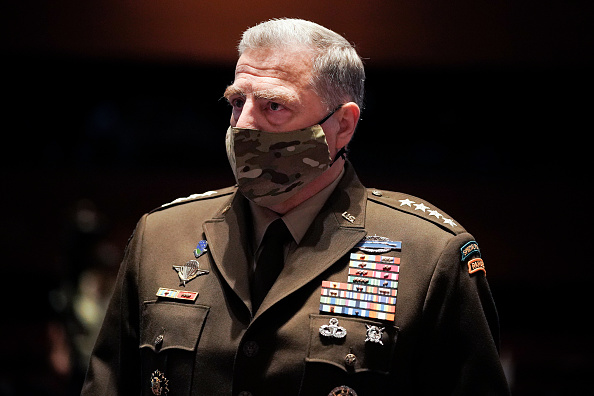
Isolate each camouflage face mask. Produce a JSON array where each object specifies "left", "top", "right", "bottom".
[{"left": 226, "top": 109, "right": 345, "bottom": 207}]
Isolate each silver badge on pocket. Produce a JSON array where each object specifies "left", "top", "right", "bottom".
[
  {"left": 319, "top": 318, "right": 347, "bottom": 339},
  {"left": 364, "top": 324, "right": 385, "bottom": 345}
]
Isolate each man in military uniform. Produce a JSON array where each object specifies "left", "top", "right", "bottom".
[{"left": 82, "top": 18, "right": 510, "bottom": 395}]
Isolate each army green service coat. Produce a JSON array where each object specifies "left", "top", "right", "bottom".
[{"left": 81, "top": 164, "right": 510, "bottom": 395}]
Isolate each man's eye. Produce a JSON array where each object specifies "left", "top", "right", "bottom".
[
  {"left": 269, "top": 102, "right": 284, "bottom": 111},
  {"left": 231, "top": 98, "right": 245, "bottom": 108}
]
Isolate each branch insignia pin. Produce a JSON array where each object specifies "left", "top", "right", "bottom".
[{"left": 365, "top": 324, "right": 385, "bottom": 345}]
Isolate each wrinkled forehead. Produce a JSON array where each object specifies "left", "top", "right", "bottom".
[{"left": 234, "top": 47, "right": 316, "bottom": 90}]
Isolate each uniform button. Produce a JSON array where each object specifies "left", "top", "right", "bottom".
[
  {"left": 344, "top": 352, "right": 357, "bottom": 367},
  {"left": 154, "top": 333, "right": 164, "bottom": 351},
  {"left": 242, "top": 341, "right": 259, "bottom": 357},
  {"left": 238, "top": 391, "right": 253, "bottom": 396}
]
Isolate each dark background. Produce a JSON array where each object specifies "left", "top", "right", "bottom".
[{"left": 2, "top": 1, "right": 593, "bottom": 395}]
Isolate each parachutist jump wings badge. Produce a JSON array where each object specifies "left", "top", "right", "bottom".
[{"left": 173, "top": 260, "right": 209, "bottom": 286}]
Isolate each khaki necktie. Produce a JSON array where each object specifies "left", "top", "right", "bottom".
[{"left": 251, "top": 219, "right": 292, "bottom": 312}]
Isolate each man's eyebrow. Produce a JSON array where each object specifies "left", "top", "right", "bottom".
[
  {"left": 223, "top": 85, "right": 299, "bottom": 105},
  {"left": 223, "top": 85, "right": 244, "bottom": 100},
  {"left": 253, "top": 89, "right": 298, "bottom": 104}
]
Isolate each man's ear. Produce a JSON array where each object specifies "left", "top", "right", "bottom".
[{"left": 335, "top": 102, "right": 360, "bottom": 150}]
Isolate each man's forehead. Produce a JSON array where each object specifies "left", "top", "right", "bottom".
[
  {"left": 236, "top": 46, "right": 313, "bottom": 73},
  {"left": 224, "top": 84, "right": 300, "bottom": 104},
  {"left": 235, "top": 48, "right": 313, "bottom": 83}
]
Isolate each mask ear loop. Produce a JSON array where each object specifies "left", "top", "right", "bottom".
[
  {"left": 316, "top": 104, "right": 347, "bottom": 166},
  {"left": 330, "top": 146, "right": 347, "bottom": 165},
  {"left": 317, "top": 104, "right": 344, "bottom": 125},
  {"left": 317, "top": 104, "right": 347, "bottom": 166}
]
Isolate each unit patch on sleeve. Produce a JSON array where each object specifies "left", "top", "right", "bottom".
[
  {"left": 467, "top": 257, "right": 486, "bottom": 275},
  {"left": 319, "top": 253, "right": 400, "bottom": 322},
  {"left": 460, "top": 240, "right": 481, "bottom": 261}
]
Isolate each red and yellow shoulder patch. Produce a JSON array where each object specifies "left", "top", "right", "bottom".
[{"left": 467, "top": 257, "right": 486, "bottom": 275}]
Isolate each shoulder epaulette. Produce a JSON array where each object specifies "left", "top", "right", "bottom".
[
  {"left": 149, "top": 186, "right": 237, "bottom": 213},
  {"left": 366, "top": 188, "right": 466, "bottom": 235}
]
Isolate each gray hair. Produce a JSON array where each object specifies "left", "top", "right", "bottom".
[{"left": 238, "top": 18, "right": 365, "bottom": 111}]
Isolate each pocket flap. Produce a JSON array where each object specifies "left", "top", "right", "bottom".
[
  {"left": 140, "top": 301, "right": 210, "bottom": 353},
  {"left": 307, "top": 314, "right": 398, "bottom": 374}
]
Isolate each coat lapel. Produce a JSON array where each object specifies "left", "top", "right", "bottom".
[
  {"left": 203, "top": 190, "right": 254, "bottom": 314},
  {"left": 254, "top": 164, "right": 368, "bottom": 319}
]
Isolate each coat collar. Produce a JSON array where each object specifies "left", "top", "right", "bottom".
[
  {"left": 203, "top": 191, "right": 254, "bottom": 314},
  {"left": 203, "top": 162, "right": 368, "bottom": 318}
]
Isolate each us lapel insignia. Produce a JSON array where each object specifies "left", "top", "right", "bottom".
[
  {"left": 173, "top": 260, "right": 209, "bottom": 286},
  {"left": 355, "top": 235, "right": 402, "bottom": 253},
  {"left": 342, "top": 211, "right": 356, "bottom": 223},
  {"left": 150, "top": 370, "right": 169, "bottom": 396}
]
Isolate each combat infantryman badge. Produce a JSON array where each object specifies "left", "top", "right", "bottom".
[
  {"left": 365, "top": 324, "right": 385, "bottom": 345},
  {"left": 354, "top": 235, "right": 402, "bottom": 253},
  {"left": 173, "top": 260, "right": 209, "bottom": 286},
  {"left": 150, "top": 370, "right": 169, "bottom": 396}
]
